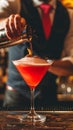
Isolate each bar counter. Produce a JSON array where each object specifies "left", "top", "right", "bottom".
[{"left": 0, "top": 111, "right": 73, "bottom": 130}]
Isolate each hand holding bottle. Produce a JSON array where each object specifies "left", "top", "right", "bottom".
[{"left": 5, "top": 14, "right": 26, "bottom": 39}]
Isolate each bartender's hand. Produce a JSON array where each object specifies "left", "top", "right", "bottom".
[{"left": 5, "top": 14, "right": 26, "bottom": 39}]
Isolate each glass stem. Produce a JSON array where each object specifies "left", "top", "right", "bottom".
[{"left": 30, "top": 88, "right": 35, "bottom": 114}]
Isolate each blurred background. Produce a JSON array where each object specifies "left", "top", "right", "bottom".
[
  {"left": 0, "top": 48, "right": 8, "bottom": 107},
  {"left": 0, "top": 0, "right": 73, "bottom": 109}
]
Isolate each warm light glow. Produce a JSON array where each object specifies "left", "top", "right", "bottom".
[
  {"left": 67, "top": 87, "right": 72, "bottom": 93},
  {"left": 61, "top": 83, "right": 66, "bottom": 89},
  {"left": 61, "top": 0, "right": 73, "bottom": 8}
]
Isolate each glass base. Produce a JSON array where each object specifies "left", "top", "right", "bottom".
[
  {"left": 19, "top": 111, "right": 46, "bottom": 125},
  {"left": 7, "top": 111, "right": 46, "bottom": 126}
]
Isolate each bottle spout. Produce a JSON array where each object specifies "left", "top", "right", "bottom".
[{"left": 0, "top": 33, "right": 32, "bottom": 48}]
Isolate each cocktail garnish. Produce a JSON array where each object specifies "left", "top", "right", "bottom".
[{"left": 27, "top": 48, "right": 32, "bottom": 56}]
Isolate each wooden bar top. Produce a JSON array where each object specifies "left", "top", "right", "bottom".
[{"left": 0, "top": 111, "right": 73, "bottom": 130}]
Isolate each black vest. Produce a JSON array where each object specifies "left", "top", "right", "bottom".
[{"left": 20, "top": 0, "right": 70, "bottom": 59}]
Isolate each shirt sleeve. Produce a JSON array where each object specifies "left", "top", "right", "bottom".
[
  {"left": 62, "top": 8, "right": 73, "bottom": 57},
  {"left": 0, "top": 0, "right": 21, "bottom": 18}
]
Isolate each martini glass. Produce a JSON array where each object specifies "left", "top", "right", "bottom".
[{"left": 13, "top": 56, "right": 53, "bottom": 125}]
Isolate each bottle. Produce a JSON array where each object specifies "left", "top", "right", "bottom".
[{"left": 0, "top": 25, "right": 32, "bottom": 48}]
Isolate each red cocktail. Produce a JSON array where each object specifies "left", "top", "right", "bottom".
[
  {"left": 16, "top": 62, "right": 50, "bottom": 89},
  {"left": 13, "top": 56, "right": 53, "bottom": 125}
]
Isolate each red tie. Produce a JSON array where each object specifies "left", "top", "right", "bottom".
[{"left": 39, "top": 4, "right": 52, "bottom": 39}]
